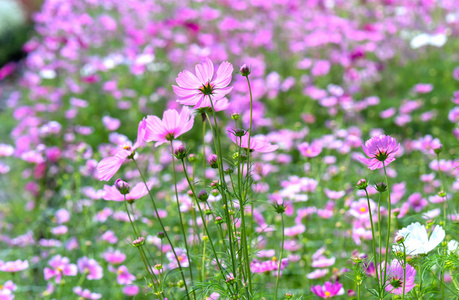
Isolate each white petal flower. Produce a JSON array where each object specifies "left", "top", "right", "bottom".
[{"left": 393, "top": 222, "right": 445, "bottom": 255}]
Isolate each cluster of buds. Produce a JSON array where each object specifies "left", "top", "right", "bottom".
[{"left": 132, "top": 236, "right": 145, "bottom": 247}]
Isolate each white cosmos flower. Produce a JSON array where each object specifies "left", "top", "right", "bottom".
[
  {"left": 448, "top": 240, "right": 458, "bottom": 254},
  {"left": 393, "top": 222, "right": 445, "bottom": 255}
]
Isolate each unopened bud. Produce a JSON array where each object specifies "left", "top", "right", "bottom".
[
  {"left": 396, "top": 236, "right": 405, "bottom": 244},
  {"left": 231, "top": 113, "right": 240, "bottom": 120},
  {"left": 356, "top": 179, "right": 368, "bottom": 190},
  {"left": 132, "top": 237, "right": 145, "bottom": 247},
  {"left": 197, "top": 190, "right": 208, "bottom": 202},
  {"left": 375, "top": 182, "right": 387, "bottom": 193},
  {"left": 173, "top": 145, "right": 187, "bottom": 159},
  {"left": 208, "top": 154, "right": 218, "bottom": 168},
  {"left": 115, "top": 178, "right": 131, "bottom": 195}
]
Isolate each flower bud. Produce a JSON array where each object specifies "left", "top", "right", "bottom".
[
  {"left": 154, "top": 264, "right": 163, "bottom": 270},
  {"left": 239, "top": 64, "right": 251, "bottom": 76},
  {"left": 173, "top": 145, "right": 187, "bottom": 159},
  {"left": 438, "top": 190, "right": 446, "bottom": 197},
  {"left": 226, "top": 276, "right": 236, "bottom": 283},
  {"left": 197, "top": 190, "right": 208, "bottom": 202},
  {"left": 375, "top": 182, "right": 387, "bottom": 193},
  {"left": 132, "top": 236, "right": 145, "bottom": 247},
  {"left": 211, "top": 189, "right": 219, "bottom": 196},
  {"left": 395, "top": 236, "right": 405, "bottom": 244},
  {"left": 285, "top": 293, "right": 294, "bottom": 299},
  {"left": 234, "top": 129, "right": 246, "bottom": 137},
  {"left": 211, "top": 180, "right": 219, "bottom": 187},
  {"left": 214, "top": 216, "right": 223, "bottom": 224},
  {"left": 356, "top": 179, "right": 368, "bottom": 190},
  {"left": 187, "top": 190, "right": 194, "bottom": 197},
  {"left": 208, "top": 154, "right": 218, "bottom": 169},
  {"left": 272, "top": 202, "right": 287, "bottom": 214},
  {"left": 115, "top": 178, "right": 131, "bottom": 195},
  {"left": 231, "top": 113, "right": 240, "bottom": 120},
  {"left": 433, "top": 144, "right": 442, "bottom": 155},
  {"left": 224, "top": 167, "right": 234, "bottom": 174},
  {"left": 188, "top": 154, "right": 196, "bottom": 162},
  {"left": 157, "top": 232, "right": 165, "bottom": 239}
]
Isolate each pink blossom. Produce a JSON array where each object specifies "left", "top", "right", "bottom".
[
  {"left": 307, "top": 269, "right": 329, "bottom": 279},
  {"left": 43, "top": 255, "right": 77, "bottom": 283},
  {"left": 102, "top": 249, "right": 126, "bottom": 265},
  {"left": 77, "top": 257, "right": 103, "bottom": 280},
  {"left": 298, "top": 142, "right": 322, "bottom": 157},
  {"left": 360, "top": 135, "right": 400, "bottom": 170},
  {"left": 73, "top": 287, "right": 102, "bottom": 299},
  {"left": 0, "top": 260, "right": 29, "bottom": 272},
  {"left": 144, "top": 107, "right": 194, "bottom": 147},
  {"left": 173, "top": 58, "right": 233, "bottom": 109},
  {"left": 110, "top": 265, "right": 135, "bottom": 285},
  {"left": 228, "top": 131, "right": 278, "bottom": 153},
  {"left": 311, "top": 281, "right": 344, "bottom": 298},
  {"left": 378, "top": 259, "right": 416, "bottom": 295},
  {"left": 96, "top": 118, "right": 147, "bottom": 181},
  {"left": 122, "top": 285, "right": 139, "bottom": 296},
  {"left": 101, "top": 230, "right": 118, "bottom": 244}
]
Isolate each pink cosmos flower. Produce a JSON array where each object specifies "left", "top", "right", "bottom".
[
  {"left": 378, "top": 259, "right": 416, "bottom": 295},
  {"left": 73, "top": 286, "right": 102, "bottom": 300},
  {"left": 307, "top": 269, "right": 329, "bottom": 279},
  {"left": 360, "top": 135, "right": 400, "bottom": 170},
  {"left": 97, "top": 118, "right": 147, "bottom": 181},
  {"left": 228, "top": 131, "right": 278, "bottom": 153},
  {"left": 298, "top": 142, "right": 322, "bottom": 157},
  {"left": 144, "top": 107, "right": 194, "bottom": 147},
  {"left": 77, "top": 257, "right": 103, "bottom": 280},
  {"left": 73, "top": 287, "right": 102, "bottom": 300},
  {"left": 0, "top": 260, "right": 29, "bottom": 272},
  {"left": 102, "top": 249, "right": 126, "bottom": 265},
  {"left": 109, "top": 265, "right": 135, "bottom": 285},
  {"left": 311, "top": 281, "right": 344, "bottom": 298},
  {"left": 102, "top": 181, "right": 153, "bottom": 202},
  {"left": 173, "top": 58, "right": 233, "bottom": 109},
  {"left": 101, "top": 230, "right": 118, "bottom": 244},
  {"left": 122, "top": 285, "right": 139, "bottom": 296},
  {"left": 43, "top": 255, "right": 77, "bottom": 283},
  {"left": 0, "top": 280, "right": 16, "bottom": 300}
]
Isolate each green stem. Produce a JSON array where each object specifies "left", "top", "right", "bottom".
[
  {"left": 181, "top": 158, "right": 235, "bottom": 296},
  {"left": 364, "top": 188, "right": 380, "bottom": 289},
  {"left": 274, "top": 214, "right": 285, "bottom": 300},
  {"left": 132, "top": 158, "right": 190, "bottom": 299},
  {"left": 402, "top": 243, "right": 406, "bottom": 300},
  {"left": 170, "top": 142, "right": 195, "bottom": 299},
  {"left": 382, "top": 162, "right": 392, "bottom": 295}
]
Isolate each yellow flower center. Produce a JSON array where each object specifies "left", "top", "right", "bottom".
[
  {"left": 325, "top": 291, "right": 331, "bottom": 297},
  {"left": 360, "top": 207, "right": 367, "bottom": 213}
]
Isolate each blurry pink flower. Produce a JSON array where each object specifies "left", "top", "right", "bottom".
[
  {"left": 413, "top": 83, "right": 433, "bottom": 94},
  {"left": 378, "top": 259, "right": 416, "bottom": 295},
  {"left": 97, "top": 118, "right": 147, "bottom": 181},
  {"left": 173, "top": 58, "right": 233, "bottom": 109},
  {"left": 228, "top": 131, "right": 278, "bottom": 153},
  {"left": 44, "top": 255, "right": 77, "bottom": 283},
  {"left": 0, "top": 144, "right": 14, "bottom": 157},
  {"left": 122, "top": 285, "right": 139, "bottom": 296},
  {"left": 110, "top": 265, "right": 135, "bottom": 285},
  {"left": 0, "top": 260, "right": 28, "bottom": 272},
  {"left": 102, "top": 116, "right": 121, "bottom": 131},
  {"left": 77, "top": 257, "right": 103, "bottom": 280},
  {"left": 311, "top": 281, "right": 344, "bottom": 298},
  {"left": 73, "top": 287, "right": 102, "bottom": 300},
  {"left": 102, "top": 181, "right": 153, "bottom": 202},
  {"left": 145, "top": 107, "right": 194, "bottom": 146},
  {"left": 360, "top": 135, "right": 400, "bottom": 170},
  {"left": 307, "top": 269, "right": 329, "bottom": 279},
  {"left": 101, "top": 230, "right": 118, "bottom": 244},
  {"left": 298, "top": 142, "right": 322, "bottom": 157},
  {"left": 102, "top": 249, "right": 126, "bottom": 265}
]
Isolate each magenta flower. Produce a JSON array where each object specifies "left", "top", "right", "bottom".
[
  {"left": 145, "top": 107, "right": 194, "bottom": 147},
  {"left": 102, "top": 181, "right": 153, "bottom": 202},
  {"left": 360, "top": 135, "right": 400, "bottom": 170},
  {"left": 102, "top": 249, "right": 126, "bottom": 265},
  {"left": 43, "top": 255, "right": 77, "bottom": 283},
  {"left": 109, "top": 265, "right": 135, "bottom": 285},
  {"left": 311, "top": 281, "right": 344, "bottom": 298},
  {"left": 172, "top": 58, "right": 233, "bottom": 109},
  {"left": 77, "top": 257, "right": 103, "bottom": 280},
  {"left": 97, "top": 118, "right": 147, "bottom": 181},
  {"left": 0, "top": 260, "right": 28, "bottom": 273},
  {"left": 228, "top": 131, "right": 278, "bottom": 153},
  {"left": 298, "top": 142, "right": 322, "bottom": 157},
  {"left": 73, "top": 287, "right": 102, "bottom": 300},
  {"left": 378, "top": 259, "right": 416, "bottom": 295}
]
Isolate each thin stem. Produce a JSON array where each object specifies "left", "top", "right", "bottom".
[
  {"left": 364, "top": 188, "right": 380, "bottom": 289},
  {"left": 170, "top": 142, "right": 195, "bottom": 299},
  {"left": 132, "top": 158, "right": 190, "bottom": 299},
  {"left": 181, "top": 158, "right": 235, "bottom": 296},
  {"left": 402, "top": 242, "right": 406, "bottom": 300},
  {"left": 382, "top": 162, "right": 392, "bottom": 294},
  {"left": 274, "top": 214, "right": 285, "bottom": 300}
]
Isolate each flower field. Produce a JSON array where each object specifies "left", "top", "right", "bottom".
[{"left": 0, "top": 0, "right": 458, "bottom": 299}]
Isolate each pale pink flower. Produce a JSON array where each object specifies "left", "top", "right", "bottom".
[
  {"left": 43, "top": 255, "right": 77, "bottom": 283},
  {"left": 0, "top": 260, "right": 28, "bottom": 272},
  {"left": 173, "top": 58, "right": 233, "bottom": 109},
  {"left": 96, "top": 118, "right": 147, "bottom": 181},
  {"left": 228, "top": 131, "right": 278, "bottom": 153},
  {"left": 102, "top": 181, "right": 153, "bottom": 202},
  {"left": 360, "top": 135, "right": 400, "bottom": 170},
  {"left": 144, "top": 107, "right": 194, "bottom": 147}
]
